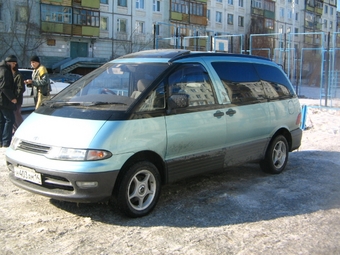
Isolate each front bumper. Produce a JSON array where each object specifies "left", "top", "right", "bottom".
[{"left": 7, "top": 160, "right": 119, "bottom": 203}]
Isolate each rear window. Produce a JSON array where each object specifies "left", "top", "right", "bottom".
[{"left": 253, "top": 64, "right": 295, "bottom": 98}]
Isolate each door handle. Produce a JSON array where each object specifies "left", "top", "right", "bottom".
[
  {"left": 213, "top": 111, "right": 224, "bottom": 117},
  {"left": 226, "top": 109, "right": 236, "bottom": 116}
]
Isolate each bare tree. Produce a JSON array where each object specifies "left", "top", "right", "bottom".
[
  {"left": 248, "top": 16, "right": 275, "bottom": 59},
  {"left": 113, "top": 30, "right": 154, "bottom": 58},
  {"left": 0, "top": 0, "right": 46, "bottom": 66}
]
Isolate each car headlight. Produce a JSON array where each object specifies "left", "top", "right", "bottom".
[
  {"left": 10, "top": 138, "right": 111, "bottom": 161},
  {"left": 10, "top": 137, "right": 21, "bottom": 150},
  {"left": 46, "top": 147, "right": 112, "bottom": 161}
]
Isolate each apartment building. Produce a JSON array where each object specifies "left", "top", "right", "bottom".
[{"left": 0, "top": 0, "right": 338, "bottom": 74}]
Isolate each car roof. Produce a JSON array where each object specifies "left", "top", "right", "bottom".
[
  {"left": 117, "top": 49, "right": 191, "bottom": 60},
  {"left": 116, "top": 49, "right": 272, "bottom": 64}
]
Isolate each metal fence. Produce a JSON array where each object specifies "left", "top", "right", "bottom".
[{"left": 155, "top": 29, "right": 340, "bottom": 108}]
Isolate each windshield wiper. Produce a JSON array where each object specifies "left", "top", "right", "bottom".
[
  {"left": 49, "top": 101, "right": 127, "bottom": 108},
  {"left": 49, "top": 102, "right": 82, "bottom": 108},
  {"left": 87, "top": 101, "right": 127, "bottom": 106}
]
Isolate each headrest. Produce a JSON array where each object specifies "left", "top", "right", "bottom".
[{"left": 137, "top": 79, "right": 150, "bottom": 92}]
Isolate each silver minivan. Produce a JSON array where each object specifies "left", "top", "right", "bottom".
[{"left": 6, "top": 50, "right": 302, "bottom": 217}]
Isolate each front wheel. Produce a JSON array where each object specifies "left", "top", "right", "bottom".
[
  {"left": 115, "top": 161, "right": 161, "bottom": 217},
  {"left": 260, "top": 135, "right": 289, "bottom": 174}
]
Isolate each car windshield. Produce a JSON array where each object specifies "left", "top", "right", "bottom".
[{"left": 48, "top": 62, "right": 168, "bottom": 110}]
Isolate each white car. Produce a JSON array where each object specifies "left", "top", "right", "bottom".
[{"left": 19, "top": 69, "right": 70, "bottom": 108}]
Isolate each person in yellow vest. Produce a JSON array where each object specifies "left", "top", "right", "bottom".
[{"left": 24, "top": 55, "right": 51, "bottom": 109}]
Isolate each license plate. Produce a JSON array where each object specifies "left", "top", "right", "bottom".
[{"left": 14, "top": 166, "right": 42, "bottom": 185}]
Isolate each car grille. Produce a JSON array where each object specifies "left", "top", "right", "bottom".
[
  {"left": 18, "top": 141, "right": 51, "bottom": 154},
  {"left": 13, "top": 141, "right": 74, "bottom": 191}
]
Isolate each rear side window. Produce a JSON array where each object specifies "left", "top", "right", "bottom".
[
  {"left": 211, "top": 62, "right": 266, "bottom": 105},
  {"left": 254, "top": 63, "right": 294, "bottom": 99}
]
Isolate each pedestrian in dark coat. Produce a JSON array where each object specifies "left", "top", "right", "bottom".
[
  {"left": 0, "top": 56, "right": 17, "bottom": 147},
  {"left": 6, "top": 55, "right": 25, "bottom": 132}
]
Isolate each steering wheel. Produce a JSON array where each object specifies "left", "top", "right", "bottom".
[{"left": 100, "top": 88, "right": 116, "bottom": 95}]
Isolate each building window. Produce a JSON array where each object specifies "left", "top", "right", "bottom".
[
  {"left": 118, "top": 0, "right": 127, "bottom": 7},
  {"left": 171, "top": 0, "right": 189, "bottom": 14},
  {"left": 295, "top": 27, "right": 298, "bottom": 36},
  {"left": 153, "top": 0, "right": 160, "bottom": 12},
  {"left": 46, "top": 39, "right": 56, "bottom": 46},
  {"left": 216, "top": 0, "right": 222, "bottom": 2},
  {"left": 252, "top": 0, "right": 262, "bottom": 9},
  {"left": 295, "top": 12, "right": 299, "bottom": 21},
  {"left": 207, "top": 9, "right": 210, "bottom": 21},
  {"left": 264, "top": 1, "right": 274, "bottom": 12},
  {"left": 316, "top": 1, "right": 323, "bottom": 9},
  {"left": 287, "top": 10, "right": 292, "bottom": 19},
  {"left": 324, "top": 19, "right": 327, "bottom": 29},
  {"left": 100, "top": 0, "right": 108, "bottom": 4},
  {"left": 330, "top": 7, "right": 333, "bottom": 15},
  {"left": 227, "top": 14, "right": 233, "bottom": 25},
  {"left": 41, "top": 4, "right": 72, "bottom": 24},
  {"left": 279, "top": 8, "right": 284, "bottom": 18},
  {"left": 117, "top": 18, "right": 127, "bottom": 32},
  {"left": 239, "top": 0, "right": 243, "bottom": 7},
  {"left": 216, "top": 11, "right": 222, "bottom": 23},
  {"left": 0, "top": 4, "right": 2, "bottom": 20},
  {"left": 238, "top": 16, "right": 244, "bottom": 27},
  {"left": 100, "top": 17, "right": 108, "bottom": 31},
  {"left": 136, "top": 0, "right": 144, "bottom": 9},
  {"left": 324, "top": 5, "right": 328, "bottom": 14},
  {"left": 190, "top": 2, "right": 204, "bottom": 16},
  {"left": 228, "top": 0, "right": 233, "bottom": 5},
  {"left": 16, "top": 6, "right": 28, "bottom": 22},
  {"left": 278, "top": 25, "right": 283, "bottom": 33},
  {"left": 265, "top": 19, "right": 274, "bottom": 30},
  {"left": 73, "top": 8, "right": 99, "bottom": 27},
  {"left": 135, "top": 21, "right": 145, "bottom": 33},
  {"left": 330, "top": 21, "right": 333, "bottom": 29}
]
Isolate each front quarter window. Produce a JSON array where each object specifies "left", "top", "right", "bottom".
[
  {"left": 138, "top": 82, "right": 166, "bottom": 111},
  {"left": 168, "top": 64, "right": 216, "bottom": 107}
]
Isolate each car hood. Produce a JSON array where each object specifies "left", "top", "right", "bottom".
[{"left": 14, "top": 112, "right": 106, "bottom": 148}]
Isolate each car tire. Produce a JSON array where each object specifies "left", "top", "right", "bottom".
[
  {"left": 260, "top": 135, "right": 289, "bottom": 174},
  {"left": 116, "top": 161, "right": 161, "bottom": 218}
]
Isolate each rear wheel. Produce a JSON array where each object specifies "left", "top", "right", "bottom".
[
  {"left": 260, "top": 135, "right": 289, "bottom": 174},
  {"left": 115, "top": 161, "right": 161, "bottom": 217}
]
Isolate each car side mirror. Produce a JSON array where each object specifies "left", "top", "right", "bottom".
[{"left": 167, "top": 94, "right": 189, "bottom": 111}]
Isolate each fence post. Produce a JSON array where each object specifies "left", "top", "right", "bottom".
[
  {"left": 301, "top": 105, "right": 308, "bottom": 130},
  {"left": 325, "top": 32, "right": 330, "bottom": 107}
]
